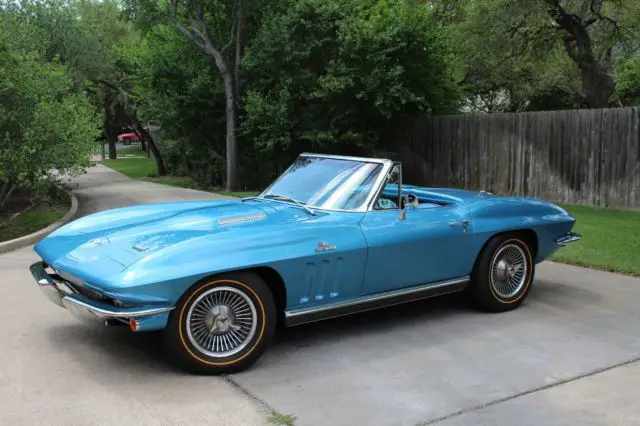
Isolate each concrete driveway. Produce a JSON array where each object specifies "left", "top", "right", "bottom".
[{"left": 2, "top": 164, "right": 640, "bottom": 426}]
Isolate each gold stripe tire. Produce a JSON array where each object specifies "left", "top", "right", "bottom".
[
  {"left": 468, "top": 234, "right": 535, "bottom": 313},
  {"left": 163, "top": 271, "right": 277, "bottom": 375}
]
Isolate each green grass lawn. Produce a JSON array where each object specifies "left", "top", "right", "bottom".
[
  {"left": 102, "top": 158, "right": 158, "bottom": 180},
  {"left": 102, "top": 157, "right": 260, "bottom": 198},
  {"left": 0, "top": 204, "right": 68, "bottom": 242},
  {"left": 551, "top": 204, "right": 640, "bottom": 277},
  {"left": 101, "top": 158, "right": 640, "bottom": 276}
]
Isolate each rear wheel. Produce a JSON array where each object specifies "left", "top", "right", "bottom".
[
  {"left": 469, "top": 234, "right": 535, "bottom": 312},
  {"left": 163, "top": 271, "right": 276, "bottom": 374}
]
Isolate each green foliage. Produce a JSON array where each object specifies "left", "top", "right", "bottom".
[
  {"left": 612, "top": 55, "right": 640, "bottom": 106},
  {"left": 443, "top": 0, "right": 640, "bottom": 111},
  {"left": 266, "top": 410, "right": 297, "bottom": 426},
  {"left": 134, "top": 23, "right": 227, "bottom": 186},
  {"left": 242, "top": 0, "right": 459, "bottom": 171},
  {"left": 0, "top": 7, "right": 100, "bottom": 209}
]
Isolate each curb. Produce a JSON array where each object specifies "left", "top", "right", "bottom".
[{"left": 0, "top": 192, "right": 79, "bottom": 255}]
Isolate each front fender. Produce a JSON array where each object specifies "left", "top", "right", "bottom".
[{"left": 110, "top": 212, "right": 369, "bottom": 309}]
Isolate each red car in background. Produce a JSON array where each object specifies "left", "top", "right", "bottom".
[
  {"left": 117, "top": 127, "right": 149, "bottom": 145},
  {"left": 117, "top": 132, "right": 140, "bottom": 145}
]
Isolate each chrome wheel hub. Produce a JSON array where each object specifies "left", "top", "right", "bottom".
[
  {"left": 490, "top": 244, "right": 528, "bottom": 298},
  {"left": 186, "top": 286, "right": 258, "bottom": 358},
  {"left": 204, "top": 305, "right": 242, "bottom": 334}
]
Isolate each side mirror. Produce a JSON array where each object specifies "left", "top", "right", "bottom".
[
  {"left": 399, "top": 194, "right": 418, "bottom": 220},
  {"left": 398, "top": 195, "right": 411, "bottom": 220}
]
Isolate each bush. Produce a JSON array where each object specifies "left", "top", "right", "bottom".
[
  {"left": 241, "top": 0, "right": 460, "bottom": 177},
  {"left": 0, "top": 10, "right": 100, "bottom": 210}
]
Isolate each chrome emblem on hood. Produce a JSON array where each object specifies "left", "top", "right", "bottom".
[{"left": 86, "top": 237, "right": 109, "bottom": 247}]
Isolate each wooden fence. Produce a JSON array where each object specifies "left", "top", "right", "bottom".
[{"left": 396, "top": 107, "right": 640, "bottom": 209}]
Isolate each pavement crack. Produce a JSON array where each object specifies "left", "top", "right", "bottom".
[
  {"left": 224, "top": 374, "right": 278, "bottom": 413},
  {"left": 424, "top": 355, "right": 640, "bottom": 425}
]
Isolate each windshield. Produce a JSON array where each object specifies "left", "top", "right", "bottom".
[{"left": 260, "top": 156, "right": 384, "bottom": 211}]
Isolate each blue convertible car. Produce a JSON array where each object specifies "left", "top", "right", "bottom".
[{"left": 30, "top": 153, "right": 581, "bottom": 374}]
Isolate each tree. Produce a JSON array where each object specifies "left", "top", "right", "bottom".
[
  {"left": 241, "top": 0, "right": 459, "bottom": 174},
  {"left": 168, "top": 0, "right": 242, "bottom": 191},
  {"left": 441, "top": 0, "right": 640, "bottom": 110},
  {"left": 65, "top": 0, "right": 167, "bottom": 173}
]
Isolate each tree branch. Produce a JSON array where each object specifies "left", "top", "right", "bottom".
[
  {"left": 0, "top": 183, "right": 16, "bottom": 209},
  {"left": 94, "top": 79, "right": 132, "bottom": 110},
  {"left": 170, "top": 0, "right": 209, "bottom": 52},
  {"left": 587, "top": 0, "right": 631, "bottom": 51},
  {"left": 221, "top": 13, "right": 238, "bottom": 54}
]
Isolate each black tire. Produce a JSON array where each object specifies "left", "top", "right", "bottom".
[
  {"left": 469, "top": 234, "right": 535, "bottom": 312},
  {"left": 163, "top": 271, "right": 276, "bottom": 374}
]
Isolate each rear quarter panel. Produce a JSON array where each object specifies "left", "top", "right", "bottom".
[{"left": 468, "top": 197, "right": 576, "bottom": 263}]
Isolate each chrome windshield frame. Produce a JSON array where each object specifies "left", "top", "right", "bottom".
[{"left": 258, "top": 153, "right": 394, "bottom": 213}]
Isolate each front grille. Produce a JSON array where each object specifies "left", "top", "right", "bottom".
[{"left": 44, "top": 263, "right": 106, "bottom": 302}]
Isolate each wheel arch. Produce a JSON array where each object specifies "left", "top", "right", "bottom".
[
  {"left": 475, "top": 228, "right": 539, "bottom": 265},
  {"left": 245, "top": 266, "right": 287, "bottom": 327},
  {"left": 179, "top": 266, "right": 288, "bottom": 327}
]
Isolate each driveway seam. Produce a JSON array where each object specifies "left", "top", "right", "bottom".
[
  {"left": 424, "top": 355, "right": 640, "bottom": 425},
  {"left": 224, "top": 375, "right": 279, "bottom": 415}
]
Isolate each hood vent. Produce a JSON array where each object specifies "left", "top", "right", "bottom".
[{"left": 217, "top": 212, "right": 267, "bottom": 226}]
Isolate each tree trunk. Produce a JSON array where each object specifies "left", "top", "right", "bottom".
[
  {"left": 133, "top": 120, "right": 167, "bottom": 176},
  {"left": 0, "top": 182, "right": 16, "bottom": 210},
  {"left": 207, "top": 47, "right": 238, "bottom": 191},
  {"left": 103, "top": 91, "right": 117, "bottom": 159},
  {"left": 222, "top": 70, "right": 238, "bottom": 192},
  {"left": 234, "top": 1, "right": 245, "bottom": 106},
  {"left": 580, "top": 63, "right": 614, "bottom": 108},
  {"left": 170, "top": 14, "right": 239, "bottom": 190},
  {"left": 545, "top": 0, "right": 614, "bottom": 108}
]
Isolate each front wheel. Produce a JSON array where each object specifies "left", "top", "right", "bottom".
[
  {"left": 163, "top": 272, "right": 276, "bottom": 374},
  {"left": 469, "top": 234, "right": 535, "bottom": 312}
]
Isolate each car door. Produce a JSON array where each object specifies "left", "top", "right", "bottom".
[{"left": 359, "top": 166, "right": 475, "bottom": 294}]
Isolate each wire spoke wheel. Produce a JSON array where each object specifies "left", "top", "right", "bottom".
[
  {"left": 490, "top": 243, "right": 528, "bottom": 299},
  {"left": 186, "top": 286, "right": 258, "bottom": 358}
]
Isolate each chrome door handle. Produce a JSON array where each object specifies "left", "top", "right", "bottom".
[{"left": 449, "top": 220, "right": 470, "bottom": 232}]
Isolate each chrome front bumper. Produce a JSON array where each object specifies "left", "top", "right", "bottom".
[
  {"left": 555, "top": 232, "right": 582, "bottom": 246},
  {"left": 30, "top": 262, "right": 174, "bottom": 325}
]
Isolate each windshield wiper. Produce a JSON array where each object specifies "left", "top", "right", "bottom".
[{"left": 263, "top": 194, "right": 316, "bottom": 216}]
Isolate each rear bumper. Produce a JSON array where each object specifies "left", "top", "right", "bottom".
[
  {"left": 555, "top": 232, "right": 582, "bottom": 246},
  {"left": 30, "top": 262, "right": 173, "bottom": 330}
]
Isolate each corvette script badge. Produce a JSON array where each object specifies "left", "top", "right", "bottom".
[{"left": 316, "top": 242, "right": 336, "bottom": 252}]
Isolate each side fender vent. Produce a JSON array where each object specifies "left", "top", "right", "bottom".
[{"left": 217, "top": 212, "right": 267, "bottom": 226}]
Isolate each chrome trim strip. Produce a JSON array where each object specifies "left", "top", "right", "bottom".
[
  {"left": 31, "top": 262, "right": 174, "bottom": 319},
  {"left": 555, "top": 232, "right": 582, "bottom": 246},
  {"left": 285, "top": 276, "right": 469, "bottom": 326},
  {"left": 367, "top": 161, "right": 402, "bottom": 212},
  {"left": 298, "top": 152, "right": 391, "bottom": 165},
  {"left": 258, "top": 153, "right": 394, "bottom": 213},
  {"left": 31, "top": 262, "right": 66, "bottom": 308},
  {"left": 61, "top": 295, "right": 174, "bottom": 318},
  {"left": 254, "top": 197, "right": 368, "bottom": 214}
]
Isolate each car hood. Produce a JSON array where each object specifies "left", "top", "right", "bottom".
[{"left": 35, "top": 199, "right": 315, "bottom": 274}]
